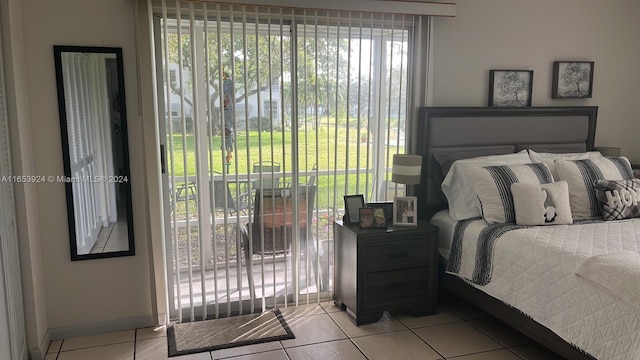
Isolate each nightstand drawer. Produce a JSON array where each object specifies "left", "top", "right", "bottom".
[
  {"left": 364, "top": 239, "right": 429, "bottom": 272},
  {"left": 363, "top": 268, "right": 428, "bottom": 303}
]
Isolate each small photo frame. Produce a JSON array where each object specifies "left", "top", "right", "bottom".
[
  {"left": 552, "top": 61, "right": 594, "bottom": 98},
  {"left": 366, "top": 201, "right": 394, "bottom": 223},
  {"left": 488, "top": 70, "right": 533, "bottom": 107},
  {"left": 372, "top": 208, "right": 387, "bottom": 228},
  {"left": 359, "top": 207, "right": 386, "bottom": 228},
  {"left": 393, "top": 196, "right": 417, "bottom": 226},
  {"left": 359, "top": 208, "right": 375, "bottom": 228},
  {"left": 344, "top": 194, "right": 364, "bottom": 225}
]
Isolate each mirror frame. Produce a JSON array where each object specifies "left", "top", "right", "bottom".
[{"left": 53, "top": 45, "right": 135, "bottom": 261}]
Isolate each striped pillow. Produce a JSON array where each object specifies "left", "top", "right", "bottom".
[
  {"left": 472, "top": 163, "right": 554, "bottom": 224},
  {"left": 594, "top": 179, "right": 640, "bottom": 221},
  {"left": 556, "top": 157, "right": 634, "bottom": 218}
]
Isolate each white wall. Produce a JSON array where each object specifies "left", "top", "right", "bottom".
[
  {"left": 19, "top": 0, "right": 153, "bottom": 345},
  {"left": 432, "top": 0, "right": 640, "bottom": 163}
]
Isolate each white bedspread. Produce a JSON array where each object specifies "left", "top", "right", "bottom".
[
  {"left": 447, "top": 218, "right": 640, "bottom": 360},
  {"left": 576, "top": 251, "right": 640, "bottom": 312},
  {"left": 430, "top": 209, "right": 458, "bottom": 260}
]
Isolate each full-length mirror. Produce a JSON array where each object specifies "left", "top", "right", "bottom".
[{"left": 54, "top": 46, "right": 134, "bottom": 260}]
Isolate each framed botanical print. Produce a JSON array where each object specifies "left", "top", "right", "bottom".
[
  {"left": 489, "top": 70, "right": 533, "bottom": 107},
  {"left": 552, "top": 61, "right": 594, "bottom": 98}
]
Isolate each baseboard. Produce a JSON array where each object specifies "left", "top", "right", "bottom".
[
  {"left": 48, "top": 314, "right": 154, "bottom": 341},
  {"left": 28, "top": 328, "right": 51, "bottom": 360},
  {"left": 29, "top": 347, "right": 43, "bottom": 360}
]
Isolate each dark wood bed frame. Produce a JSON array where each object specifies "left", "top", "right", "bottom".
[{"left": 416, "top": 106, "right": 599, "bottom": 360}]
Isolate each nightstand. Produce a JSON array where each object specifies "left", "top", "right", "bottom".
[{"left": 333, "top": 220, "right": 439, "bottom": 325}]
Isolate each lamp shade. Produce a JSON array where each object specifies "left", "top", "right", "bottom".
[
  {"left": 392, "top": 154, "right": 423, "bottom": 185},
  {"left": 594, "top": 146, "right": 621, "bottom": 157}
]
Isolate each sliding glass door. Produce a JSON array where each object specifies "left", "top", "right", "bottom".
[{"left": 153, "top": 1, "right": 418, "bottom": 322}]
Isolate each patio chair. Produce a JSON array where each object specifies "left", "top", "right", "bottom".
[
  {"left": 169, "top": 181, "right": 197, "bottom": 214},
  {"left": 306, "top": 163, "right": 317, "bottom": 187},
  {"left": 241, "top": 185, "right": 327, "bottom": 296},
  {"left": 252, "top": 160, "right": 281, "bottom": 190},
  {"left": 281, "top": 163, "right": 317, "bottom": 189},
  {"left": 211, "top": 180, "right": 251, "bottom": 215}
]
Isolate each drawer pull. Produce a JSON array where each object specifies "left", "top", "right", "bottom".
[
  {"left": 387, "top": 252, "right": 408, "bottom": 258},
  {"left": 387, "top": 282, "right": 408, "bottom": 289}
]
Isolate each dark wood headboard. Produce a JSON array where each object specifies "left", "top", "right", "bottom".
[{"left": 416, "top": 106, "right": 598, "bottom": 220}]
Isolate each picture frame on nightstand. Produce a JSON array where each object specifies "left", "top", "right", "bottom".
[
  {"left": 393, "top": 196, "right": 417, "bottom": 226},
  {"left": 344, "top": 194, "right": 365, "bottom": 225},
  {"left": 359, "top": 208, "right": 374, "bottom": 228},
  {"left": 359, "top": 207, "right": 387, "bottom": 229},
  {"left": 366, "top": 201, "right": 394, "bottom": 223}
]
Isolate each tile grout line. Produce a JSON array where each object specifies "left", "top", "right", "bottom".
[
  {"left": 55, "top": 339, "right": 63, "bottom": 359},
  {"left": 56, "top": 340, "right": 135, "bottom": 354},
  {"left": 452, "top": 302, "right": 532, "bottom": 360},
  {"left": 278, "top": 303, "right": 367, "bottom": 358},
  {"left": 320, "top": 304, "right": 371, "bottom": 360},
  {"left": 321, "top": 304, "right": 451, "bottom": 360},
  {"left": 458, "top": 313, "right": 527, "bottom": 360},
  {"left": 54, "top": 339, "right": 62, "bottom": 360},
  {"left": 133, "top": 328, "right": 138, "bottom": 360},
  {"left": 53, "top": 300, "right": 529, "bottom": 360},
  {"left": 400, "top": 317, "right": 448, "bottom": 360},
  {"left": 464, "top": 317, "right": 532, "bottom": 358}
]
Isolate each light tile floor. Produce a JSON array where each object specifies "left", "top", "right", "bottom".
[
  {"left": 45, "top": 290, "right": 565, "bottom": 359},
  {"left": 90, "top": 219, "right": 130, "bottom": 254}
]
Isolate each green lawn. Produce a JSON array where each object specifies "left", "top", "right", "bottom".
[
  {"left": 166, "top": 126, "right": 379, "bottom": 174},
  {"left": 166, "top": 126, "right": 401, "bottom": 209}
]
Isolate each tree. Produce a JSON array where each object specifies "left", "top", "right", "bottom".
[
  {"left": 164, "top": 25, "right": 292, "bottom": 135},
  {"left": 497, "top": 72, "right": 528, "bottom": 101},
  {"left": 163, "top": 19, "right": 408, "bottom": 137},
  {"left": 561, "top": 63, "right": 590, "bottom": 92},
  {"left": 296, "top": 35, "right": 350, "bottom": 122}
]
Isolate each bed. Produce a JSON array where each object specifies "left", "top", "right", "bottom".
[{"left": 416, "top": 106, "right": 640, "bottom": 360}]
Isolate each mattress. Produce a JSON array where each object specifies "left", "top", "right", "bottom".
[
  {"left": 445, "top": 217, "right": 640, "bottom": 360},
  {"left": 429, "top": 209, "right": 457, "bottom": 260}
]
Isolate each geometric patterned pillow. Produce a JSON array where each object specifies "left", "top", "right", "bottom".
[
  {"left": 556, "top": 157, "right": 634, "bottom": 219},
  {"left": 594, "top": 179, "right": 640, "bottom": 221}
]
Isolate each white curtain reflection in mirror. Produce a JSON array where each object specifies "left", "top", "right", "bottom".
[{"left": 60, "top": 51, "right": 129, "bottom": 255}]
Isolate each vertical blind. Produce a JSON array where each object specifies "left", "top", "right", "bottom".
[
  {"left": 153, "top": 0, "right": 428, "bottom": 322},
  {"left": 61, "top": 53, "right": 101, "bottom": 253},
  {"left": 59, "top": 53, "right": 117, "bottom": 254}
]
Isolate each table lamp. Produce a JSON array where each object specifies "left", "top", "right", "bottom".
[{"left": 392, "top": 154, "right": 423, "bottom": 185}]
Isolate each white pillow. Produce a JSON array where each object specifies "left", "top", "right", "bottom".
[
  {"left": 472, "top": 163, "right": 554, "bottom": 224},
  {"left": 441, "top": 150, "right": 531, "bottom": 221},
  {"left": 556, "top": 156, "right": 635, "bottom": 218},
  {"left": 527, "top": 150, "right": 603, "bottom": 179},
  {"left": 511, "top": 181, "right": 573, "bottom": 226}
]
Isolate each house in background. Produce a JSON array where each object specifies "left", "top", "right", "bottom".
[
  {"left": 1, "top": 0, "right": 639, "bottom": 359},
  {"left": 166, "top": 64, "right": 283, "bottom": 132},
  {"left": 235, "top": 84, "right": 283, "bottom": 131}
]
